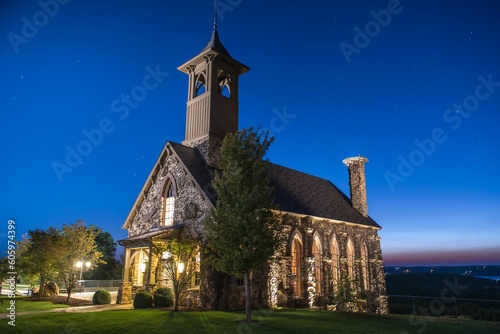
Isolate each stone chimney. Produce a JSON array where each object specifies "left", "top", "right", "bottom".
[{"left": 343, "top": 156, "right": 369, "bottom": 217}]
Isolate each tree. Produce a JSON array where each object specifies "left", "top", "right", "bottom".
[
  {"left": 86, "top": 230, "right": 122, "bottom": 280},
  {"left": 54, "top": 221, "right": 104, "bottom": 302},
  {"left": 205, "top": 127, "right": 284, "bottom": 323},
  {"left": 156, "top": 236, "right": 199, "bottom": 311},
  {"left": 16, "top": 227, "right": 61, "bottom": 298},
  {"left": 0, "top": 257, "right": 10, "bottom": 296}
]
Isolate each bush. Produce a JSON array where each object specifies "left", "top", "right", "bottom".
[
  {"left": 92, "top": 289, "right": 111, "bottom": 305},
  {"left": 133, "top": 291, "right": 153, "bottom": 309},
  {"left": 154, "top": 287, "right": 174, "bottom": 308}
]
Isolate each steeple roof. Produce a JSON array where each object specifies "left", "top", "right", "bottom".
[{"left": 202, "top": 25, "right": 231, "bottom": 58}]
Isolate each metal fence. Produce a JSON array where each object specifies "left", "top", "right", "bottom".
[
  {"left": 81, "top": 280, "right": 122, "bottom": 288},
  {"left": 60, "top": 280, "right": 122, "bottom": 293},
  {"left": 388, "top": 294, "right": 500, "bottom": 329}
]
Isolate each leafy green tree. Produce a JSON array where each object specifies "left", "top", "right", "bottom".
[
  {"left": 16, "top": 227, "right": 61, "bottom": 298},
  {"left": 86, "top": 230, "right": 122, "bottom": 280},
  {"left": 205, "top": 127, "right": 283, "bottom": 323},
  {"left": 54, "top": 221, "right": 104, "bottom": 302},
  {"left": 0, "top": 257, "right": 10, "bottom": 296},
  {"left": 335, "top": 277, "right": 360, "bottom": 312},
  {"left": 156, "top": 237, "right": 199, "bottom": 311}
]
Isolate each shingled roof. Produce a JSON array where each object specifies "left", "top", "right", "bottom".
[
  {"left": 169, "top": 142, "right": 215, "bottom": 202},
  {"left": 202, "top": 26, "right": 231, "bottom": 58},
  {"left": 170, "top": 142, "right": 380, "bottom": 229},
  {"left": 266, "top": 163, "right": 380, "bottom": 228}
]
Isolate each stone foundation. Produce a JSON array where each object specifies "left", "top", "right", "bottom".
[{"left": 116, "top": 282, "right": 132, "bottom": 304}]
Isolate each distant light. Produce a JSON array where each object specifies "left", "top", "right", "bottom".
[{"left": 178, "top": 262, "right": 184, "bottom": 273}]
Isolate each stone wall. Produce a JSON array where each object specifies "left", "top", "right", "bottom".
[
  {"left": 184, "top": 135, "right": 223, "bottom": 169},
  {"left": 265, "top": 214, "right": 387, "bottom": 312},
  {"left": 123, "top": 144, "right": 387, "bottom": 313},
  {"left": 128, "top": 145, "right": 211, "bottom": 238}
]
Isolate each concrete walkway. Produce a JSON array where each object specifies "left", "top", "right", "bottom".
[
  {"left": 15, "top": 303, "right": 134, "bottom": 316},
  {"left": 13, "top": 291, "right": 134, "bottom": 317}
]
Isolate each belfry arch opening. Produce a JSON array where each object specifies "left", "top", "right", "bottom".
[
  {"left": 194, "top": 72, "right": 207, "bottom": 97},
  {"left": 218, "top": 71, "right": 231, "bottom": 98}
]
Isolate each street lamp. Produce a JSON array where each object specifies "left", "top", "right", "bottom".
[{"left": 75, "top": 261, "right": 91, "bottom": 291}]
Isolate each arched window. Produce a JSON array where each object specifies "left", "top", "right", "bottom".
[
  {"left": 361, "top": 242, "right": 370, "bottom": 290},
  {"left": 312, "top": 234, "right": 322, "bottom": 294},
  {"left": 291, "top": 232, "right": 302, "bottom": 296},
  {"left": 346, "top": 238, "right": 355, "bottom": 280},
  {"left": 331, "top": 236, "right": 340, "bottom": 291},
  {"left": 163, "top": 180, "right": 175, "bottom": 226}
]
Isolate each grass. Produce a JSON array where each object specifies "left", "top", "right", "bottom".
[
  {"left": 0, "top": 296, "right": 69, "bottom": 313},
  {"left": 0, "top": 308, "right": 498, "bottom": 333}
]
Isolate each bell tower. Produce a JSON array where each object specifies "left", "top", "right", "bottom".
[{"left": 178, "top": 17, "right": 249, "bottom": 167}]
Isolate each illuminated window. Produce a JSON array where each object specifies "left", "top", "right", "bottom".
[
  {"left": 164, "top": 181, "right": 175, "bottom": 226},
  {"left": 346, "top": 239, "right": 355, "bottom": 279},
  {"left": 361, "top": 243, "right": 369, "bottom": 290},
  {"left": 312, "top": 234, "right": 322, "bottom": 294},
  {"left": 331, "top": 236, "right": 340, "bottom": 290},
  {"left": 194, "top": 271, "right": 201, "bottom": 287},
  {"left": 291, "top": 233, "right": 302, "bottom": 296}
]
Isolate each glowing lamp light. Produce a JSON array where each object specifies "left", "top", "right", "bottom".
[
  {"left": 76, "top": 261, "right": 83, "bottom": 268},
  {"left": 85, "top": 261, "right": 91, "bottom": 268},
  {"left": 177, "top": 262, "right": 185, "bottom": 273},
  {"left": 139, "top": 262, "right": 147, "bottom": 273},
  {"left": 162, "top": 251, "right": 172, "bottom": 260}
]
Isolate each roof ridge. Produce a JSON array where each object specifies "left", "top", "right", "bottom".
[{"left": 266, "top": 160, "right": 333, "bottom": 184}]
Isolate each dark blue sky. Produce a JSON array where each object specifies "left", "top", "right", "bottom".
[{"left": 1, "top": 0, "right": 499, "bottom": 266}]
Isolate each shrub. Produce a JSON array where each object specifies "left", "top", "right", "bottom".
[
  {"left": 154, "top": 287, "right": 174, "bottom": 308},
  {"left": 92, "top": 289, "right": 111, "bottom": 305},
  {"left": 133, "top": 291, "right": 153, "bottom": 309}
]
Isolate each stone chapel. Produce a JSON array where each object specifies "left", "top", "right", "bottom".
[{"left": 117, "top": 20, "right": 388, "bottom": 312}]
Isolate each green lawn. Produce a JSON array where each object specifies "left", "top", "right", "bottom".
[
  {"left": 1, "top": 308, "right": 498, "bottom": 334},
  {"left": 0, "top": 296, "right": 69, "bottom": 313}
]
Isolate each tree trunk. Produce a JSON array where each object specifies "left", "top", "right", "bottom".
[
  {"left": 173, "top": 284, "right": 179, "bottom": 311},
  {"left": 244, "top": 271, "right": 251, "bottom": 323},
  {"left": 66, "top": 283, "right": 73, "bottom": 303},
  {"left": 39, "top": 273, "right": 45, "bottom": 299},
  {"left": 66, "top": 276, "right": 73, "bottom": 303}
]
